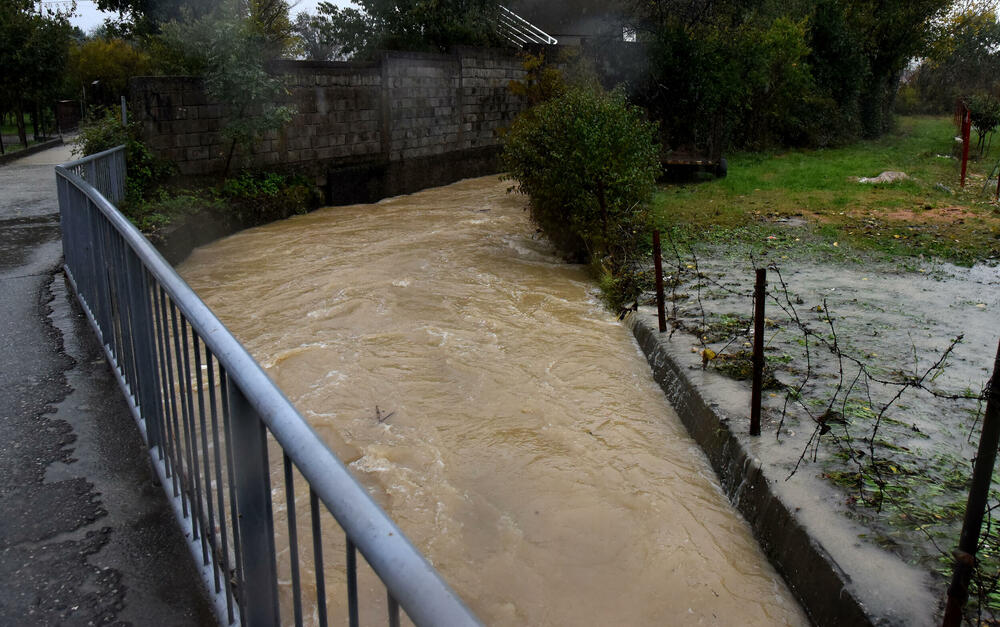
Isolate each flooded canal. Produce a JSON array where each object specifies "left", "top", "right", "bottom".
[{"left": 179, "top": 176, "right": 808, "bottom": 626}]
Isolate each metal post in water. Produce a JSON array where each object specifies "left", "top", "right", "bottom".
[
  {"left": 942, "top": 339, "right": 1000, "bottom": 626},
  {"left": 750, "top": 268, "right": 766, "bottom": 437},
  {"left": 653, "top": 229, "right": 666, "bottom": 333}
]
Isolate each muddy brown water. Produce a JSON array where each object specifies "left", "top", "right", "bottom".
[{"left": 179, "top": 177, "right": 808, "bottom": 626}]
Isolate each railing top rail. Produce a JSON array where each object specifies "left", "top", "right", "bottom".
[
  {"left": 498, "top": 5, "right": 558, "bottom": 46},
  {"left": 64, "top": 144, "right": 125, "bottom": 168},
  {"left": 55, "top": 155, "right": 480, "bottom": 627}
]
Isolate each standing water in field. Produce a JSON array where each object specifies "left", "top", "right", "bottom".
[{"left": 179, "top": 177, "right": 808, "bottom": 626}]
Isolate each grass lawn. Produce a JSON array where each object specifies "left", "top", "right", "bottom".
[{"left": 651, "top": 115, "right": 1000, "bottom": 266}]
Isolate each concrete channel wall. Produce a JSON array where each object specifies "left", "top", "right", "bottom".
[
  {"left": 130, "top": 48, "right": 527, "bottom": 203},
  {"left": 626, "top": 307, "right": 939, "bottom": 627}
]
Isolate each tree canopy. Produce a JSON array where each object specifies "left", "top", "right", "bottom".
[
  {"left": 606, "top": 0, "right": 955, "bottom": 151},
  {"left": 906, "top": 7, "right": 1000, "bottom": 113},
  {"left": 309, "top": 0, "right": 504, "bottom": 58},
  {"left": 0, "top": 1, "right": 74, "bottom": 144},
  {"left": 155, "top": 0, "right": 296, "bottom": 173}
]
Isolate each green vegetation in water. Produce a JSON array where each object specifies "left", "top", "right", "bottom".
[
  {"left": 122, "top": 170, "right": 321, "bottom": 234},
  {"left": 652, "top": 116, "right": 1000, "bottom": 267},
  {"left": 502, "top": 84, "right": 660, "bottom": 311},
  {"left": 708, "top": 350, "right": 783, "bottom": 389},
  {"left": 817, "top": 394, "right": 1000, "bottom": 617}
]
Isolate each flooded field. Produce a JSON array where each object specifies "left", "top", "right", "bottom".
[
  {"left": 652, "top": 238, "right": 1000, "bottom": 609},
  {"left": 179, "top": 176, "right": 807, "bottom": 625}
]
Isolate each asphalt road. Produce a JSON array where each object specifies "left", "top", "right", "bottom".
[{"left": 0, "top": 144, "right": 216, "bottom": 626}]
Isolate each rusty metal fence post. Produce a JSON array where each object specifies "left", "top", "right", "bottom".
[
  {"left": 961, "top": 107, "right": 972, "bottom": 188},
  {"left": 653, "top": 229, "right": 666, "bottom": 333},
  {"left": 750, "top": 268, "right": 766, "bottom": 436},
  {"left": 942, "top": 339, "right": 1000, "bottom": 626}
]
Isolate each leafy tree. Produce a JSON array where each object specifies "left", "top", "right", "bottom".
[
  {"left": 94, "top": 0, "right": 220, "bottom": 36},
  {"left": 966, "top": 93, "right": 1000, "bottom": 157},
  {"left": 507, "top": 47, "right": 601, "bottom": 106},
  {"left": 244, "top": 0, "right": 296, "bottom": 53},
  {"left": 0, "top": 1, "right": 73, "bottom": 146},
  {"left": 293, "top": 11, "right": 339, "bottom": 61},
  {"left": 501, "top": 86, "right": 660, "bottom": 309},
  {"left": 842, "top": 0, "right": 953, "bottom": 137},
  {"left": 311, "top": 0, "right": 504, "bottom": 58},
  {"left": 616, "top": 0, "right": 952, "bottom": 147},
  {"left": 74, "top": 106, "right": 173, "bottom": 201},
  {"left": 632, "top": 11, "right": 814, "bottom": 152},
  {"left": 65, "top": 38, "right": 152, "bottom": 105},
  {"left": 157, "top": 1, "right": 295, "bottom": 174},
  {"left": 910, "top": 9, "right": 1000, "bottom": 113}
]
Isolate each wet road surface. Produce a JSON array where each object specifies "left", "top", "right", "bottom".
[{"left": 0, "top": 145, "right": 215, "bottom": 625}]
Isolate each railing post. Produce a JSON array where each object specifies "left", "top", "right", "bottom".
[
  {"left": 86, "top": 158, "right": 98, "bottom": 188},
  {"left": 226, "top": 379, "right": 280, "bottom": 627},
  {"left": 129, "top": 260, "right": 164, "bottom": 452}
]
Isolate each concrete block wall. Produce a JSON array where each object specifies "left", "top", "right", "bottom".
[
  {"left": 131, "top": 48, "right": 527, "bottom": 179},
  {"left": 457, "top": 47, "right": 526, "bottom": 151}
]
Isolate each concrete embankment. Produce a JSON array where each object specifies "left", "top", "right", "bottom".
[{"left": 626, "top": 306, "right": 939, "bottom": 627}]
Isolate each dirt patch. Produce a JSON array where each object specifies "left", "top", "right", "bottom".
[
  {"left": 800, "top": 205, "right": 980, "bottom": 226},
  {"left": 882, "top": 206, "right": 979, "bottom": 224}
]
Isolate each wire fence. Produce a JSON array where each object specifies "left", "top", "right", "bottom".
[{"left": 648, "top": 229, "right": 1000, "bottom": 623}]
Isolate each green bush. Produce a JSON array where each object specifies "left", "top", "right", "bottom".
[
  {"left": 501, "top": 87, "right": 660, "bottom": 309},
  {"left": 219, "top": 170, "right": 321, "bottom": 225},
  {"left": 122, "top": 190, "right": 226, "bottom": 233},
  {"left": 75, "top": 111, "right": 318, "bottom": 234},
  {"left": 73, "top": 106, "right": 174, "bottom": 202},
  {"left": 966, "top": 93, "right": 1000, "bottom": 156},
  {"left": 120, "top": 171, "right": 320, "bottom": 235}
]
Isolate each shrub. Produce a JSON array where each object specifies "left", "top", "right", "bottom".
[
  {"left": 219, "top": 170, "right": 321, "bottom": 225},
  {"left": 966, "top": 93, "right": 1000, "bottom": 156},
  {"left": 122, "top": 190, "right": 226, "bottom": 233},
  {"left": 73, "top": 106, "right": 173, "bottom": 202},
  {"left": 74, "top": 110, "right": 318, "bottom": 235},
  {"left": 501, "top": 87, "right": 660, "bottom": 309},
  {"left": 120, "top": 172, "right": 320, "bottom": 235}
]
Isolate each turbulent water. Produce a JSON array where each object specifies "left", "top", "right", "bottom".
[{"left": 179, "top": 177, "right": 808, "bottom": 626}]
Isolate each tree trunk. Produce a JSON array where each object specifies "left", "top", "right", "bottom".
[
  {"left": 31, "top": 102, "right": 40, "bottom": 141},
  {"left": 224, "top": 138, "right": 238, "bottom": 178},
  {"left": 15, "top": 101, "right": 28, "bottom": 149}
]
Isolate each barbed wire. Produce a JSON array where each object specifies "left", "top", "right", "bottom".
[{"left": 649, "top": 237, "right": 994, "bottom": 621}]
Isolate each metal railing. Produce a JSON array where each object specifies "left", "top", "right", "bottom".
[
  {"left": 62, "top": 145, "right": 126, "bottom": 204},
  {"left": 498, "top": 5, "right": 558, "bottom": 47},
  {"left": 55, "top": 147, "right": 480, "bottom": 627}
]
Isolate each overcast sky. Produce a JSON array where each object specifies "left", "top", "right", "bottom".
[{"left": 66, "top": 0, "right": 353, "bottom": 34}]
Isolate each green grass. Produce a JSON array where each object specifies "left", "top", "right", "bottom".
[
  {"left": 652, "top": 116, "right": 1000, "bottom": 265},
  {"left": 1, "top": 113, "right": 51, "bottom": 154},
  {"left": 1, "top": 112, "right": 41, "bottom": 137}
]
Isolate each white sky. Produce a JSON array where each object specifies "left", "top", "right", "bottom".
[{"left": 66, "top": 0, "right": 353, "bottom": 34}]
